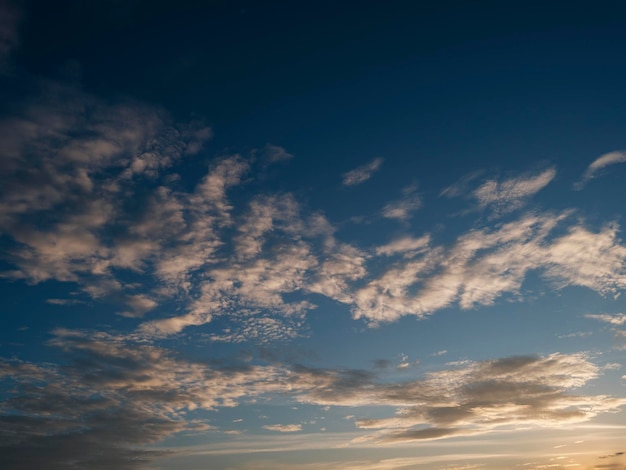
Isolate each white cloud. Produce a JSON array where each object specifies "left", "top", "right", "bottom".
[
  {"left": 263, "top": 424, "right": 303, "bottom": 432},
  {"left": 0, "top": 80, "right": 212, "bottom": 293},
  {"left": 2, "top": 82, "right": 626, "bottom": 341},
  {"left": 354, "top": 212, "right": 626, "bottom": 324},
  {"left": 342, "top": 157, "right": 384, "bottom": 186},
  {"left": 585, "top": 313, "right": 626, "bottom": 326},
  {"left": 576, "top": 151, "right": 626, "bottom": 188},
  {"left": 118, "top": 294, "right": 158, "bottom": 318},
  {"left": 376, "top": 235, "right": 430, "bottom": 257},
  {"left": 585, "top": 313, "right": 626, "bottom": 350},
  {"left": 472, "top": 168, "right": 556, "bottom": 217}
]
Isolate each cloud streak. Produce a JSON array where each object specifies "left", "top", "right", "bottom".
[
  {"left": 576, "top": 151, "right": 626, "bottom": 189},
  {"left": 342, "top": 158, "right": 384, "bottom": 186}
]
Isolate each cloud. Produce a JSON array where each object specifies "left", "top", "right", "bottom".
[
  {"left": 3, "top": 336, "right": 625, "bottom": 466},
  {"left": 2, "top": 81, "right": 626, "bottom": 341},
  {"left": 118, "top": 294, "right": 158, "bottom": 318},
  {"left": 576, "top": 151, "right": 626, "bottom": 189},
  {"left": 292, "top": 353, "right": 626, "bottom": 443},
  {"left": 440, "top": 170, "right": 484, "bottom": 198},
  {"left": 472, "top": 168, "right": 556, "bottom": 217},
  {"left": 342, "top": 157, "right": 383, "bottom": 186},
  {"left": 262, "top": 424, "right": 303, "bottom": 432},
  {"left": 585, "top": 313, "right": 626, "bottom": 326},
  {"left": 0, "top": 80, "right": 212, "bottom": 292},
  {"left": 263, "top": 144, "right": 293, "bottom": 163},
  {"left": 381, "top": 184, "right": 422, "bottom": 220},
  {"left": 376, "top": 235, "right": 430, "bottom": 257},
  {"left": 585, "top": 313, "right": 626, "bottom": 350},
  {"left": 353, "top": 212, "right": 626, "bottom": 324},
  {"left": 442, "top": 168, "right": 555, "bottom": 217},
  {"left": 0, "top": 329, "right": 293, "bottom": 469},
  {"left": 46, "top": 298, "right": 85, "bottom": 306}
]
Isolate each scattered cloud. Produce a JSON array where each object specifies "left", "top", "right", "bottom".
[
  {"left": 585, "top": 313, "right": 626, "bottom": 326},
  {"left": 441, "top": 168, "right": 555, "bottom": 217},
  {"left": 342, "top": 157, "right": 383, "bottom": 186},
  {"left": 376, "top": 235, "right": 430, "bottom": 257},
  {"left": 586, "top": 313, "right": 626, "bottom": 350},
  {"left": 118, "top": 294, "right": 158, "bottom": 318},
  {"left": 576, "top": 151, "right": 626, "bottom": 189},
  {"left": 263, "top": 144, "right": 293, "bottom": 163},
  {"left": 46, "top": 298, "right": 85, "bottom": 306},
  {"left": 353, "top": 212, "right": 626, "bottom": 324},
  {"left": 1, "top": 82, "right": 626, "bottom": 342},
  {"left": 472, "top": 168, "right": 556, "bottom": 217},
  {"left": 440, "top": 170, "right": 484, "bottom": 198},
  {"left": 262, "top": 424, "right": 303, "bottom": 432},
  {"left": 382, "top": 183, "right": 422, "bottom": 220},
  {"left": 0, "top": 329, "right": 292, "bottom": 469}
]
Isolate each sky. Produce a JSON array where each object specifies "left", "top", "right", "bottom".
[{"left": 1, "top": 1, "right": 626, "bottom": 469}]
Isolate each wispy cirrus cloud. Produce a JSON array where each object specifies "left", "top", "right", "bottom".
[
  {"left": 262, "top": 144, "right": 293, "bottom": 163},
  {"left": 342, "top": 157, "right": 383, "bottom": 186},
  {"left": 442, "top": 168, "right": 556, "bottom": 217},
  {"left": 576, "top": 151, "right": 626, "bottom": 189},
  {"left": 585, "top": 313, "right": 626, "bottom": 326},
  {"left": 585, "top": 313, "right": 626, "bottom": 349},
  {"left": 381, "top": 184, "right": 422, "bottom": 220},
  {"left": 262, "top": 424, "right": 302, "bottom": 433},
  {"left": 472, "top": 168, "right": 556, "bottom": 217}
]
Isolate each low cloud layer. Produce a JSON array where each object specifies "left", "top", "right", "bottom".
[
  {"left": 293, "top": 353, "right": 626, "bottom": 443},
  {"left": 0, "top": 330, "right": 291, "bottom": 469},
  {"left": 2, "top": 335, "right": 623, "bottom": 468}
]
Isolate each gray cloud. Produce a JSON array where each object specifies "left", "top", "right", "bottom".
[
  {"left": 2, "top": 333, "right": 625, "bottom": 467},
  {"left": 0, "top": 329, "right": 293, "bottom": 469},
  {"left": 291, "top": 353, "right": 626, "bottom": 443},
  {"left": 342, "top": 157, "right": 384, "bottom": 186}
]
